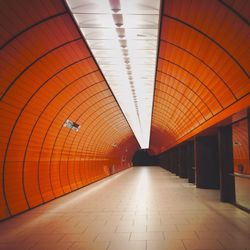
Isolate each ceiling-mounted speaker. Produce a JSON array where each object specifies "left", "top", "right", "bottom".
[{"left": 63, "top": 120, "right": 80, "bottom": 132}]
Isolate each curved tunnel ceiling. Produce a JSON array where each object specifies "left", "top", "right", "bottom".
[
  {"left": 150, "top": 0, "right": 250, "bottom": 154},
  {"left": 0, "top": 0, "right": 139, "bottom": 220},
  {"left": 0, "top": 0, "right": 249, "bottom": 221}
]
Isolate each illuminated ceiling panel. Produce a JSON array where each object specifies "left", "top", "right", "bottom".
[{"left": 66, "top": 0, "right": 161, "bottom": 148}]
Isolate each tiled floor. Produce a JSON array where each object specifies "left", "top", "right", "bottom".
[{"left": 0, "top": 167, "right": 250, "bottom": 250}]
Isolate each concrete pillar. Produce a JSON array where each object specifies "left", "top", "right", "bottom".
[
  {"left": 178, "top": 144, "right": 188, "bottom": 178},
  {"left": 218, "top": 126, "right": 235, "bottom": 202},
  {"left": 195, "top": 136, "right": 220, "bottom": 189},
  {"left": 187, "top": 141, "right": 195, "bottom": 183}
]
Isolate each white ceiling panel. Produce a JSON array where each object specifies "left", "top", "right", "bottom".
[{"left": 66, "top": 0, "right": 161, "bottom": 149}]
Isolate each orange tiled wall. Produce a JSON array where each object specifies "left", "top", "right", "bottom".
[
  {"left": 0, "top": 0, "right": 139, "bottom": 221},
  {"left": 233, "top": 119, "right": 250, "bottom": 175},
  {"left": 150, "top": 0, "right": 250, "bottom": 154}
]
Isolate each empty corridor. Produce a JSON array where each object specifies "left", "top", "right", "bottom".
[{"left": 0, "top": 167, "right": 250, "bottom": 250}]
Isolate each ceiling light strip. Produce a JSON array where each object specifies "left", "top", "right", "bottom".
[{"left": 66, "top": 0, "right": 161, "bottom": 148}]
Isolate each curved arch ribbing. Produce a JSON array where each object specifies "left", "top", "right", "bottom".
[
  {"left": 0, "top": 1, "right": 139, "bottom": 220},
  {"left": 151, "top": 0, "right": 250, "bottom": 154}
]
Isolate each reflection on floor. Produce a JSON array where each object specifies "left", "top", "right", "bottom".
[{"left": 0, "top": 167, "right": 250, "bottom": 250}]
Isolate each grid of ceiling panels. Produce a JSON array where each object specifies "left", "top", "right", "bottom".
[
  {"left": 0, "top": 0, "right": 139, "bottom": 221},
  {"left": 150, "top": 0, "right": 250, "bottom": 154},
  {"left": 66, "top": 0, "right": 161, "bottom": 149}
]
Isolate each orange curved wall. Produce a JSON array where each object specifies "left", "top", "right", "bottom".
[
  {"left": 233, "top": 119, "right": 250, "bottom": 175},
  {"left": 150, "top": 0, "right": 250, "bottom": 154},
  {"left": 0, "top": 0, "right": 139, "bottom": 220}
]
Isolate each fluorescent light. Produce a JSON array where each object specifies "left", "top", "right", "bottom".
[{"left": 66, "top": 0, "right": 160, "bottom": 149}]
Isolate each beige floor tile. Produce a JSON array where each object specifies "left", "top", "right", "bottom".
[
  {"left": 86, "top": 224, "right": 117, "bottom": 233},
  {"left": 196, "top": 231, "right": 232, "bottom": 240},
  {"left": 116, "top": 224, "right": 146, "bottom": 232},
  {"left": 23, "top": 233, "right": 64, "bottom": 243},
  {"left": 177, "top": 224, "right": 209, "bottom": 232},
  {"left": 147, "top": 224, "right": 177, "bottom": 232},
  {"left": 183, "top": 239, "right": 224, "bottom": 250},
  {"left": 228, "top": 233, "right": 250, "bottom": 240},
  {"left": 104, "top": 221, "right": 129, "bottom": 229},
  {"left": 52, "top": 224, "right": 87, "bottom": 234},
  {"left": 1, "top": 167, "right": 250, "bottom": 250},
  {"left": 58, "top": 233, "right": 86, "bottom": 242},
  {"left": 219, "top": 238, "right": 250, "bottom": 249},
  {"left": 95, "top": 232, "right": 130, "bottom": 241},
  {"left": 31, "top": 242, "right": 73, "bottom": 249},
  {"left": 161, "top": 217, "right": 189, "bottom": 224},
  {"left": 108, "top": 240, "right": 146, "bottom": 250},
  {"left": 130, "top": 232, "right": 164, "bottom": 240},
  {"left": 0, "top": 242, "right": 36, "bottom": 250},
  {"left": 80, "top": 229, "right": 99, "bottom": 241},
  {"left": 164, "top": 231, "right": 198, "bottom": 240},
  {"left": 107, "top": 216, "right": 132, "bottom": 223},
  {"left": 147, "top": 240, "right": 185, "bottom": 250},
  {"left": 0, "top": 233, "right": 27, "bottom": 243},
  {"left": 70, "top": 241, "right": 109, "bottom": 250}
]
